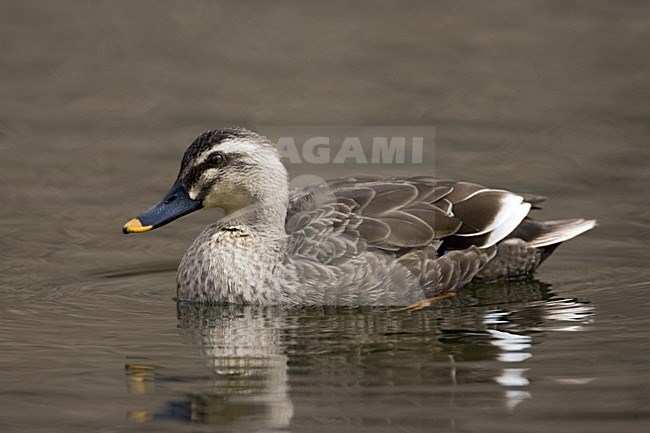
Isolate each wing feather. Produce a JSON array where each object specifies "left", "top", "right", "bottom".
[{"left": 286, "top": 176, "right": 547, "bottom": 260}]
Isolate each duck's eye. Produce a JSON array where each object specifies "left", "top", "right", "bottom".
[{"left": 206, "top": 153, "right": 225, "bottom": 167}]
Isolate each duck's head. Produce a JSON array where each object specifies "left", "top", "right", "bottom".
[{"left": 123, "top": 127, "right": 288, "bottom": 234}]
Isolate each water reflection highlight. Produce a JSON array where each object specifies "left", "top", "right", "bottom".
[{"left": 124, "top": 280, "right": 594, "bottom": 430}]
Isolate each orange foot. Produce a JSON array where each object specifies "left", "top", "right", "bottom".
[{"left": 392, "top": 292, "right": 457, "bottom": 312}]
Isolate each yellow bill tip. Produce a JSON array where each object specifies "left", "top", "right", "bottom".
[{"left": 123, "top": 218, "right": 153, "bottom": 234}]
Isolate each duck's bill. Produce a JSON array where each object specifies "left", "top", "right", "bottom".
[{"left": 122, "top": 182, "right": 203, "bottom": 234}]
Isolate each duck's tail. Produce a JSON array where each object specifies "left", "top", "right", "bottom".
[
  {"left": 526, "top": 218, "right": 597, "bottom": 249},
  {"left": 473, "top": 218, "right": 596, "bottom": 283},
  {"left": 525, "top": 218, "right": 596, "bottom": 264}
]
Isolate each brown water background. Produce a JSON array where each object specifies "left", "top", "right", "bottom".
[{"left": 1, "top": 2, "right": 649, "bottom": 432}]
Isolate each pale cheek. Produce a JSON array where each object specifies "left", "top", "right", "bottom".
[
  {"left": 202, "top": 189, "right": 223, "bottom": 208},
  {"left": 203, "top": 187, "right": 252, "bottom": 212}
]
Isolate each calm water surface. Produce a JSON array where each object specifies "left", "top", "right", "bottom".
[{"left": 1, "top": 2, "right": 649, "bottom": 432}]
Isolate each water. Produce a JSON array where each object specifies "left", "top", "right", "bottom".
[{"left": 1, "top": 2, "right": 649, "bottom": 432}]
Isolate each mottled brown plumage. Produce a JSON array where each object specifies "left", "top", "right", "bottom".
[{"left": 123, "top": 127, "right": 596, "bottom": 306}]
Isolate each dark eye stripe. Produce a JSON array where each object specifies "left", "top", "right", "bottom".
[
  {"left": 183, "top": 162, "right": 212, "bottom": 187},
  {"left": 181, "top": 152, "right": 246, "bottom": 187}
]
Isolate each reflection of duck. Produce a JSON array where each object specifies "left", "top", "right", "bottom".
[
  {"left": 123, "top": 127, "right": 595, "bottom": 306},
  {"left": 136, "top": 290, "right": 591, "bottom": 427},
  {"left": 176, "top": 305, "right": 293, "bottom": 428}
]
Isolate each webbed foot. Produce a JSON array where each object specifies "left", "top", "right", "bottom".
[{"left": 392, "top": 292, "right": 456, "bottom": 312}]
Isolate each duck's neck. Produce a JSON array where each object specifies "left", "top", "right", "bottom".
[
  {"left": 176, "top": 187, "right": 296, "bottom": 304},
  {"left": 220, "top": 195, "right": 288, "bottom": 235}
]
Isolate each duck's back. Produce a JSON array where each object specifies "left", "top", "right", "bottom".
[{"left": 281, "top": 176, "right": 594, "bottom": 305}]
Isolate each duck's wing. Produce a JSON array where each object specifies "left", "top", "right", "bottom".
[
  {"left": 285, "top": 181, "right": 367, "bottom": 265},
  {"left": 287, "top": 176, "right": 534, "bottom": 254},
  {"left": 397, "top": 244, "right": 497, "bottom": 296}
]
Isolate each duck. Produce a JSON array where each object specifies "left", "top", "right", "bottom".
[{"left": 123, "top": 127, "right": 596, "bottom": 308}]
